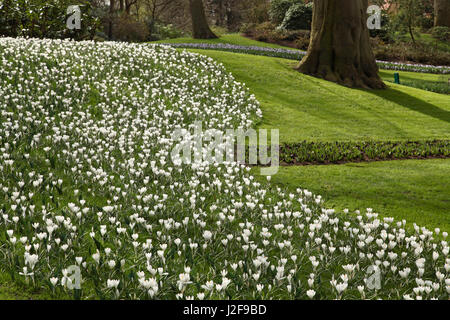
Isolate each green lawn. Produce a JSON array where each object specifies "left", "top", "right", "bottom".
[
  {"left": 0, "top": 274, "right": 55, "bottom": 300},
  {"left": 0, "top": 283, "right": 39, "bottom": 300},
  {"left": 261, "top": 159, "right": 450, "bottom": 234},
  {"left": 188, "top": 49, "right": 450, "bottom": 143},
  {"left": 155, "top": 32, "right": 450, "bottom": 54},
  {"left": 154, "top": 34, "right": 449, "bottom": 94},
  {"left": 183, "top": 47, "right": 450, "bottom": 233},
  {"left": 380, "top": 70, "right": 450, "bottom": 95},
  {"left": 414, "top": 32, "right": 450, "bottom": 52},
  {"left": 379, "top": 69, "right": 446, "bottom": 83}
]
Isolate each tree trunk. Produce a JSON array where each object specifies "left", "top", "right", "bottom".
[
  {"left": 434, "top": 0, "right": 450, "bottom": 27},
  {"left": 297, "top": 0, "right": 385, "bottom": 89},
  {"left": 108, "top": 0, "right": 115, "bottom": 40},
  {"left": 125, "top": 0, "right": 134, "bottom": 15},
  {"left": 408, "top": 20, "right": 416, "bottom": 44},
  {"left": 215, "top": 0, "right": 225, "bottom": 26},
  {"left": 189, "top": 0, "right": 217, "bottom": 39}
]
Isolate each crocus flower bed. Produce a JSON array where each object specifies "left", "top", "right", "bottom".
[
  {"left": 161, "top": 43, "right": 450, "bottom": 75},
  {"left": 163, "top": 42, "right": 306, "bottom": 61},
  {"left": 0, "top": 38, "right": 449, "bottom": 300}
]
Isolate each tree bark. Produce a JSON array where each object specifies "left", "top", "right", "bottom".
[
  {"left": 297, "top": 0, "right": 385, "bottom": 89},
  {"left": 125, "top": 0, "right": 137, "bottom": 15},
  {"left": 108, "top": 0, "right": 115, "bottom": 40},
  {"left": 189, "top": 0, "right": 217, "bottom": 39},
  {"left": 215, "top": 0, "right": 225, "bottom": 26},
  {"left": 434, "top": 0, "right": 450, "bottom": 27}
]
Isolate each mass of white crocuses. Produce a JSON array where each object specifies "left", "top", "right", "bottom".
[{"left": 0, "top": 37, "right": 449, "bottom": 300}]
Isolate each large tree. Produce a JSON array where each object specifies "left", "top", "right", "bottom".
[
  {"left": 297, "top": 0, "right": 385, "bottom": 89},
  {"left": 189, "top": 0, "right": 217, "bottom": 38},
  {"left": 434, "top": 0, "right": 450, "bottom": 27}
]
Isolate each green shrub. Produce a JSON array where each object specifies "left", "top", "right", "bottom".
[
  {"left": 239, "top": 22, "right": 275, "bottom": 41},
  {"left": 113, "top": 14, "right": 149, "bottom": 42},
  {"left": 269, "top": 0, "right": 297, "bottom": 25},
  {"left": 279, "top": 2, "right": 313, "bottom": 31},
  {"left": 245, "top": 0, "right": 271, "bottom": 24},
  {"left": 293, "top": 30, "right": 310, "bottom": 50},
  {"left": 432, "top": 26, "right": 450, "bottom": 42},
  {"left": 252, "top": 22, "right": 277, "bottom": 41},
  {"left": 0, "top": 0, "right": 100, "bottom": 40},
  {"left": 276, "top": 140, "right": 450, "bottom": 165},
  {"left": 240, "top": 22, "right": 307, "bottom": 49},
  {"left": 151, "top": 23, "right": 185, "bottom": 41},
  {"left": 418, "top": 14, "right": 434, "bottom": 30},
  {"left": 369, "top": 11, "right": 393, "bottom": 43},
  {"left": 241, "top": 140, "right": 450, "bottom": 165},
  {"left": 373, "top": 41, "right": 450, "bottom": 66},
  {"left": 240, "top": 23, "right": 257, "bottom": 35}
]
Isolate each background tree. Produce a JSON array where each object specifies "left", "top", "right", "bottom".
[
  {"left": 297, "top": 0, "right": 385, "bottom": 89},
  {"left": 391, "top": 0, "right": 427, "bottom": 44},
  {"left": 139, "top": 0, "right": 180, "bottom": 38},
  {"left": 189, "top": 0, "right": 217, "bottom": 38},
  {"left": 125, "top": 0, "right": 138, "bottom": 14},
  {"left": 209, "top": 0, "right": 225, "bottom": 26},
  {"left": 434, "top": 0, "right": 450, "bottom": 27},
  {"left": 108, "top": 0, "right": 115, "bottom": 39}
]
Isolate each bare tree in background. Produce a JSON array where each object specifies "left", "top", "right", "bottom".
[
  {"left": 139, "top": 0, "right": 180, "bottom": 36},
  {"left": 109, "top": 0, "right": 115, "bottom": 39},
  {"left": 189, "top": 0, "right": 217, "bottom": 38}
]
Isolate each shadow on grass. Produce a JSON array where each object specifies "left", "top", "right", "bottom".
[
  {"left": 296, "top": 71, "right": 450, "bottom": 124},
  {"left": 366, "top": 87, "right": 450, "bottom": 124}
]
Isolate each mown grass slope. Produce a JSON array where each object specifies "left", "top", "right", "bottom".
[
  {"left": 259, "top": 159, "right": 450, "bottom": 234},
  {"left": 188, "top": 49, "right": 450, "bottom": 143},
  {"left": 153, "top": 33, "right": 290, "bottom": 49}
]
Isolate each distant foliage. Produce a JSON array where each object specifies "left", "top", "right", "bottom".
[
  {"left": 279, "top": 2, "right": 313, "bottom": 31},
  {"left": 150, "top": 23, "right": 186, "bottom": 41},
  {"left": 246, "top": 0, "right": 271, "bottom": 24},
  {"left": 113, "top": 14, "right": 150, "bottom": 42},
  {"left": 373, "top": 41, "right": 450, "bottom": 66},
  {"left": 390, "top": 0, "right": 427, "bottom": 42},
  {"left": 269, "top": 0, "right": 297, "bottom": 25},
  {"left": 0, "top": 0, "right": 100, "bottom": 40},
  {"left": 432, "top": 26, "right": 450, "bottom": 42},
  {"left": 369, "top": 11, "right": 393, "bottom": 43}
]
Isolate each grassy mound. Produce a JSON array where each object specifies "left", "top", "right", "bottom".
[{"left": 0, "top": 38, "right": 449, "bottom": 300}]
